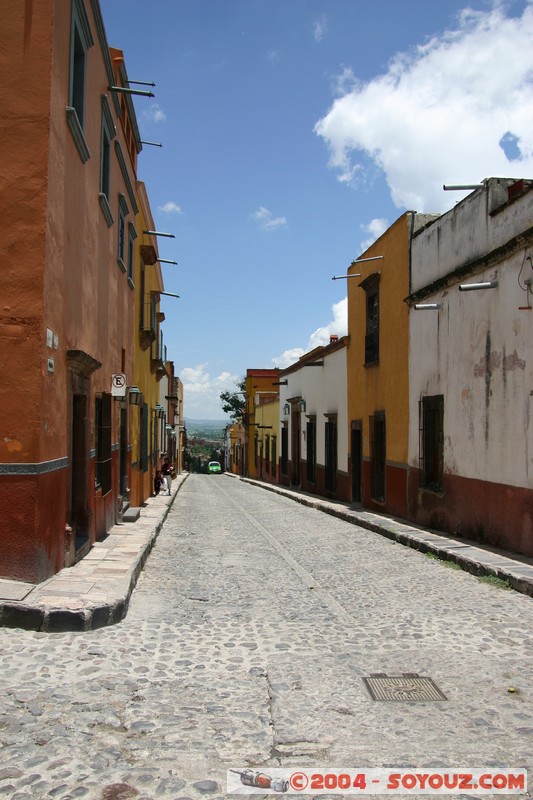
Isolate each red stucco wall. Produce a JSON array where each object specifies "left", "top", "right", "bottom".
[
  {"left": 1, "top": 0, "right": 138, "bottom": 582},
  {"left": 407, "top": 468, "right": 533, "bottom": 558}
]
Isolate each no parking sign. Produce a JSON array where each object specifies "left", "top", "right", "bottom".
[{"left": 111, "top": 373, "right": 127, "bottom": 397}]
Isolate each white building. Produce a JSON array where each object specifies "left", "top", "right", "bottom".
[
  {"left": 407, "top": 178, "right": 533, "bottom": 556},
  {"left": 278, "top": 336, "right": 349, "bottom": 500}
]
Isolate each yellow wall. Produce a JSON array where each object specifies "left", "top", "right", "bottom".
[
  {"left": 244, "top": 370, "right": 279, "bottom": 478},
  {"left": 229, "top": 422, "right": 246, "bottom": 475},
  {"left": 255, "top": 398, "right": 280, "bottom": 479},
  {"left": 346, "top": 213, "right": 410, "bottom": 466},
  {"left": 130, "top": 181, "right": 165, "bottom": 505}
]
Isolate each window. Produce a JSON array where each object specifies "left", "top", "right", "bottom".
[
  {"left": 139, "top": 264, "right": 146, "bottom": 329},
  {"left": 306, "top": 417, "right": 316, "bottom": 483},
  {"left": 361, "top": 273, "right": 380, "bottom": 365},
  {"left": 281, "top": 423, "right": 288, "bottom": 476},
  {"left": 140, "top": 402, "right": 148, "bottom": 472},
  {"left": 95, "top": 394, "right": 112, "bottom": 494},
  {"left": 265, "top": 435, "right": 270, "bottom": 474},
  {"left": 324, "top": 415, "right": 337, "bottom": 492},
  {"left": 370, "top": 412, "right": 386, "bottom": 501},
  {"left": 127, "top": 222, "right": 137, "bottom": 287},
  {"left": 117, "top": 194, "right": 128, "bottom": 269},
  {"left": 271, "top": 436, "right": 277, "bottom": 479},
  {"left": 420, "top": 395, "right": 444, "bottom": 491},
  {"left": 99, "top": 96, "right": 116, "bottom": 226},
  {"left": 66, "top": 0, "right": 93, "bottom": 162}
]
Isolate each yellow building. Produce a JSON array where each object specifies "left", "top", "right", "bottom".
[
  {"left": 347, "top": 212, "right": 436, "bottom": 516},
  {"left": 244, "top": 369, "right": 279, "bottom": 479},
  {"left": 174, "top": 376, "right": 185, "bottom": 475},
  {"left": 254, "top": 396, "right": 280, "bottom": 484},
  {"left": 228, "top": 421, "right": 246, "bottom": 475},
  {"left": 128, "top": 181, "right": 166, "bottom": 506}
]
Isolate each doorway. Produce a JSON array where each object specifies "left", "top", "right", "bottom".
[
  {"left": 351, "top": 422, "right": 362, "bottom": 503},
  {"left": 71, "top": 393, "right": 89, "bottom": 552},
  {"left": 291, "top": 408, "right": 301, "bottom": 486}
]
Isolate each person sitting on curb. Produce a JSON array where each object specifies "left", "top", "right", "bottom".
[{"left": 161, "top": 457, "right": 173, "bottom": 496}]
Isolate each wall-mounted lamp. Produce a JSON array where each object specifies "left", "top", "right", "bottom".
[
  {"left": 143, "top": 230, "right": 176, "bottom": 238},
  {"left": 298, "top": 399, "right": 306, "bottom": 412},
  {"left": 128, "top": 386, "right": 141, "bottom": 405},
  {"left": 109, "top": 86, "right": 154, "bottom": 98},
  {"left": 332, "top": 272, "right": 361, "bottom": 281},
  {"left": 414, "top": 303, "right": 442, "bottom": 310},
  {"left": 151, "top": 290, "right": 180, "bottom": 298},
  {"left": 155, "top": 404, "right": 165, "bottom": 418},
  {"left": 458, "top": 281, "right": 498, "bottom": 292},
  {"left": 165, "top": 424, "right": 173, "bottom": 432},
  {"left": 443, "top": 184, "right": 484, "bottom": 191},
  {"left": 283, "top": 403, "right": 291, "bottom": 416},
  {"left": 332, "top": 254, "right": 384, "bottom": 280}
]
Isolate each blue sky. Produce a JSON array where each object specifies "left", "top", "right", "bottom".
[{"left": 100, "top": 0, "right": 533, "bottom": 419}]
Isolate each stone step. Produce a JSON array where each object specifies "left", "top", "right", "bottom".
[{"left": 122, "top": 507, "right": 141, "bottom": 523}]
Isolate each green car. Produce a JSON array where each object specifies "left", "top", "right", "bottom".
[{"left": 208, "top": 461, "right": 222, "bottom": 474}]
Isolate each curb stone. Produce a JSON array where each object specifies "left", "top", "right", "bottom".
[
  {"left": 229, "top": 473, "right": 533, "bottom": 599},
  {"left": 0, "top": 473, "right": 189, "bottom": 632}
]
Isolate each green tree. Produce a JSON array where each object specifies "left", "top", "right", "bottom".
[{"left": 220, "top": 377, "right": 245, "bottom": 421}]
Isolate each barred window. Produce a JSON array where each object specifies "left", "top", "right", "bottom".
[{"left": 420, "top": 395, "right": 444, "bottom": 491}]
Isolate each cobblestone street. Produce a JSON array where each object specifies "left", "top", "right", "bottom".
[{"left": 0, "top": 474, "right": 532, "bottom": 800}]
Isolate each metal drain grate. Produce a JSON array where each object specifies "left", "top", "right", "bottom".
[{"left": 363, "top": 673, "right": 447, "bottom": 702}]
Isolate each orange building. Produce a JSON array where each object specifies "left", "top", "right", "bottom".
[
  {"left": 0, "top": 0, "right": 150, "bottom": 581},
  {"left": 346, "top": 212, "right": 437, "bottom": 516}
]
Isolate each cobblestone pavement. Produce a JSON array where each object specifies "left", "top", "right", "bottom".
[{"left": 0, "top": 474, "right": 532, "bottom": 800}]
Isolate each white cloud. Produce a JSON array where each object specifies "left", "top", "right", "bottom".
[
  {"left": 272, "top": 347, "right": 306, "bottom": 369},
  {"left": 267, "top": 48, "right": 281, "bottom": 64},
  {"left": 313, "top": 16, "right": 328, "bottom": 43},
  {"left": 315, "top": 4, "right": 533, "bottom": 213},
  {"left": 142, "top": 103, "right": 166, "bottom": 124},
  {"left": 251, "top": 206, "right": 288, "bottom": 232},
  {"left": 158, "top": 201, "right": 183, "bottom": 215},
  {"left": 271, "top": 297, "right": 348, "bottom": 368},
  {"left": 360, "top": 217, "right": 389, "bottom": 251},
  {"left": 180, "top": 364, "right": 240, "bottom": 419}
]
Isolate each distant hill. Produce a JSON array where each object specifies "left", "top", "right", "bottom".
[
  {"left": 184, "top": 419, "right": 229, "bottom": 438},
  {"left": 184, "top": 418, "right": 229, "bottom": 428}
]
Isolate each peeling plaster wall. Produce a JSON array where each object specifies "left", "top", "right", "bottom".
[{"left": 408, "top": 181, "right": 533, "bottom": 554}]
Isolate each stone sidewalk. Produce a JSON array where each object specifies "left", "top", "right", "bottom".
[
  {"left": 0, "top": 473, "right": 189, "bottom": 632},
  {"left": 230, "top": 473, "right": 533, "bottom": 599}
]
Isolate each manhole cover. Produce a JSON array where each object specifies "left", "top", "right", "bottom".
[{"left": 363, "top": 673, "right": 447, "bottom": 701}]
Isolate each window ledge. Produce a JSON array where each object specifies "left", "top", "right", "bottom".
[
  {"left": 99, "top": 193, "right": 114, "bottom": 228},
  {"left": 66, "top": 107, "right": 90, "bottom": 163},
  {"left": 117, "top": 257, "right": 126, "bottom": 273}
]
